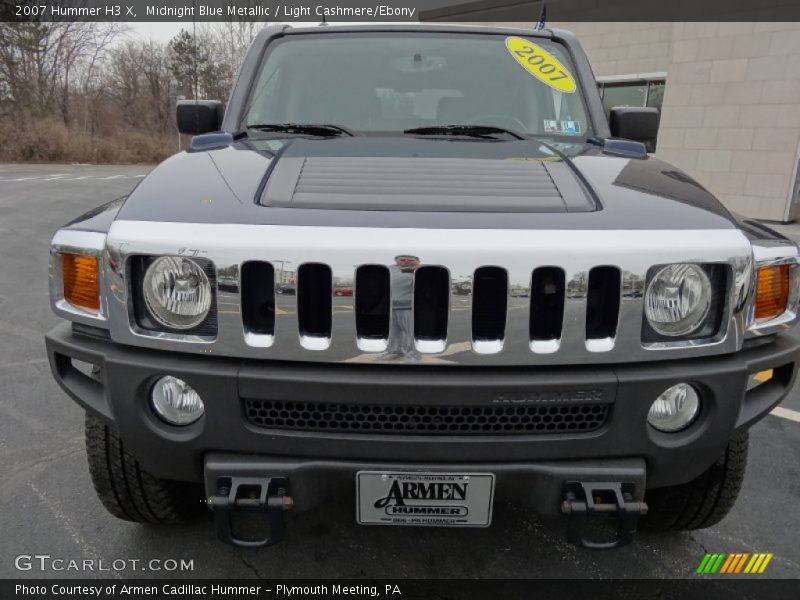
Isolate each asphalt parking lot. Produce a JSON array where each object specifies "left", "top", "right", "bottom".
[{"left": 1, "top": 163, "right": 800, "bottom": 580}]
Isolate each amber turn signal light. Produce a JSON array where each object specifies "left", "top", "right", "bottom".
[
  {"left": 755, "top": 264, "right": 790, "bottom": 322},
  {"left": 61, "top": 253, "right": 100, "bottom": 313}
]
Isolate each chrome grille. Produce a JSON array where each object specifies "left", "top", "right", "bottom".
[
  {"left": 104, "top": 222, "right": 753, "bottom": 366},
  {"left": 239, "top": 262, "right": 626, "bottom": 357}
]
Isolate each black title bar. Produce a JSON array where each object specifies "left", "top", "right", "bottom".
[
  {"left": 3, "top": 0, "right": 800, "bottom": 22},
  {"left": 4, "top": 579, "right": 800, "bottom": 600}
]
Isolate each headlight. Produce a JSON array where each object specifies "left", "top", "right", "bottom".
[
  {"left": 645, "top": 264, "right": 712, "bottom": 337},
  {"left": 143, "top": 257, "right": 212, "bottom": 329}
]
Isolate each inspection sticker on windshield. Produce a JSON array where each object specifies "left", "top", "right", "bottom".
[
  {"left": 357, "top": 472, "right": 494, "bottom": 527},
  {"left": 505, "top": 37, "right": 577, "bottom": 93},
  {"left": 543, "top": 119, "right": 582, "bottom": 135},
  {"left": 561, "top": 120, "right": 581, "bottom": 135}
]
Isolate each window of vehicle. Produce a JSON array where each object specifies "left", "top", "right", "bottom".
[{"left": 243, "top": 32, "right": 592, "bottom": 140}]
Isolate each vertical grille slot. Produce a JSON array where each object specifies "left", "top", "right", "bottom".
[
  {"left": 297, "top": 263, "right": 332, "bottom": 343},
  {"left": 586, "top": 266, "right": 621, "bottom": 342},
  {"left": 355, "top": 265, "right": 390, "bottom": 344},
  {"left": 530, "top": 266, "right": 565, "bottom": 343},
  {"left": 414, "top": 266, "right": 449, "bottom": 348},
  {"left": 241, "top": 261, "right": 275, "bottom": 336},
  {"left": 472, "top": 266, "right": 508, "bottom": 344}
]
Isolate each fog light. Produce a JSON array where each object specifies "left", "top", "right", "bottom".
[
  {"left": 647, "top": 383, "right": 700, "bottom": 432},
  {"left": 151, "top": 376, "right": 204, "bottom": 425}
]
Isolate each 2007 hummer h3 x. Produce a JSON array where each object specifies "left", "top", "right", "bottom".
[{"left": 46, "top": 24, "right": 800, "bottom": 549}]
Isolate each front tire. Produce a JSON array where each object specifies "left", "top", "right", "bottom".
[
  {"left": 644, "top": 430, "right": 748, "bottom": 530},
  {"left": 84, "top": 414, "right": 204, "bottom": 523}
]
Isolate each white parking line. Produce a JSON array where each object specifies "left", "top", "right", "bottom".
[
  {"left": 0, "top": 173, "right": 146, "bottom": 182},
  {"left": 771, "top": 406, "right": 800, "bottom": 423}
]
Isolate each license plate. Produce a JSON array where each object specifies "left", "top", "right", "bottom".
[{"left": 356, "top": 471, "right": 495, "bottom": 527}]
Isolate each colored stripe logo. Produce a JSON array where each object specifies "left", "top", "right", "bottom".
[{"left": 696, "top": 553, "right": 773, "bottom": 574}]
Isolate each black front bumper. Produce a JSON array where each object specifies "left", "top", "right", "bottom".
[{"left": 46, "top": 322, "right": 799, "bottom": 512}]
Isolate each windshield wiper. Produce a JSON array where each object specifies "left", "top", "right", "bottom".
[
  {"left": 246, "top": 123, "right": 358, "bottom": 137},
  {"left": 404, "top": 125, "right": 526, "bottom": 140}
]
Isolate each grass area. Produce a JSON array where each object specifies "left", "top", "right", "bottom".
[{"left": 0, "top": 118, "right": 178, "bottom": 164}]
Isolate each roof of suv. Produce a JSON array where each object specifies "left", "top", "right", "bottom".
[{"left": 280, "top": 23, "right": 556, "bottom": 38}]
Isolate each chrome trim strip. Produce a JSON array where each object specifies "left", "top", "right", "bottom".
[
  {"left": 586, "top": 338, "right": 614, "bottom": 353},
  {"left": 449, "top": 271, "right": 472, "bottom": 355},
  {"left": 104, "top": 221, "right": 754, "bottom": 366},
  {"left": 357, "top": 338, "right": 387, "bottom": 353},
  {"left": 49, "top": 230, "right": 109, "bottom": 327},
  {"left": 559, "top": 270, "right": 589, "bottom": 358},
  {"left": 473, "top": 339, "right": 504, "bottom": 355},
  {"left": 747, "top": 240, "right": 800, "bottom": 337},
  {"left": 244, "top": 332, "right": 274, "bottom": 348}
]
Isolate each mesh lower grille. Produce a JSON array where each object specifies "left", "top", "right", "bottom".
[{"left": 243, "top": 399, "right": 610, "bottom": 435}]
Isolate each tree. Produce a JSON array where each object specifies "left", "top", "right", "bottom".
[
  {"left": 0, "top": 20, "right": 262, "bottom": 162},
  {"left": 0, "top": 21, "right": 122, "bottom": 123},
  {"left": 168, "top": 29, "right": 203, "bottom": 99},
  {"left": 107, "top": 39, "right": 176, "bottom": 134},
  {"left": 168, "top": 23, "right": 261, "bottom": 102}
]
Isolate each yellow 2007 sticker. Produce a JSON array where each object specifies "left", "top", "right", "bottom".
[{"left": 505, "top": 37, "right": 577, "bottom": 94}]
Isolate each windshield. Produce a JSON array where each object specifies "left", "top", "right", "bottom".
[{"left": 243, "top": 32, "right": 591, "bottom": 140}]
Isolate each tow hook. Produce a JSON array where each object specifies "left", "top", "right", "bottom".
[
  {"left": 561, "top": 481, "right": 647, "bottom": 549},
  {"left": 209, "top": 476, "right": 292, "bottom": 548}
]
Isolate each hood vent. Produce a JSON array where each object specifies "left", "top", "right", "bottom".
[{"left": 261, "top": 156, "right": 594, "bottom": 213}]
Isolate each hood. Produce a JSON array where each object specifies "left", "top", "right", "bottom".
[
  {"left": 115, "top": 136, "right": 738, "bottom": 231},
  {"left": 260, "top": 138, "right": 594, "bottom": 213}
]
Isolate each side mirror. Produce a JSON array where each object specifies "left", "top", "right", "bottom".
[
  {"left": 177, "top": 100, "right": 224, "bottom": 135},
  {"left": 608, "top": 107, "right": 659, "bottom": 144}
]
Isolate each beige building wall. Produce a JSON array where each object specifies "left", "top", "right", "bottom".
[{"left": 551, "top": 21, "right": 800, "bottom": 221}]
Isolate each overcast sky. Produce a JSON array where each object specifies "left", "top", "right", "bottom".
[
  {"left": 120, "top": 21, "right": 395, "bottom": 44},
  {"left": 122, "top": 22, "right": 191, "bottom": 43}
]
